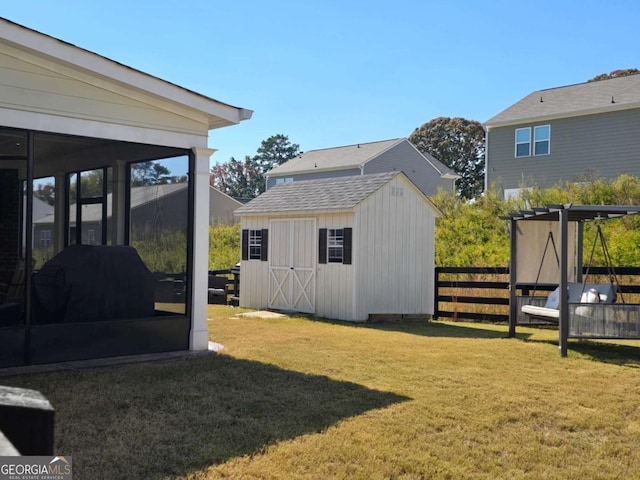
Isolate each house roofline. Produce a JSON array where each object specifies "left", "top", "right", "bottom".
[
  {"left": 484, "top": 100, "right": 640, "bottom": 129},
  {"left": 404, "top": 140, "right": 460, "bottom": 179},
  {"left": 267, "top": 138, "right": 405, "bottom": 177},
  {"left": 268, "top": 164, "right": 360, "bottom": 178}
]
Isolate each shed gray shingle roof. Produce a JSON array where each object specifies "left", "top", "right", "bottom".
[
  {"left": 484, "top": 74, "right": 640, "bottom": 127},
  {"left": 235, "top": 172, "right": 401, "bottom": 215}
]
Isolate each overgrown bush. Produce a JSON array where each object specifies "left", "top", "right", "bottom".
[
  {"left": 209, "top": 223, "right": 241, "bottom": 271},
  {"left": 434, "top": 174, "right": 640, "bottom": 267},
  {"left": 132, "top": 230, "right": 187, "bottom": 273}
]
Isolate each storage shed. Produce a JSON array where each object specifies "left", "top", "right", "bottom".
[{"left": 234, "top": 172, "right": 441, "bottom": 321}]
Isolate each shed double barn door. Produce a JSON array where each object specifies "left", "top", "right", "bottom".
[{"left": 268, "top": 218, "right": 316, "bottom": 313}]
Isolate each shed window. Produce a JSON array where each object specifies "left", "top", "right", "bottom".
[
  {"left": 328, "top": 229, "right": 344, "bottom": 263},
  {"left": 319, "top": 228, "right": 352, "bottom": 265},
  {"left": 249, "top": 230, "right": 262, "bottom": 259},
  {"left": 242, "top": 229, "right": 268, "bottom": 261}
]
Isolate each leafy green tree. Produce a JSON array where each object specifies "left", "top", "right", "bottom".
[
  {"left": 131, "top": 161, "right": 171, "bottom": 187},
  {"left": 34, "top": 182, "right": 55, "bottom": 205},
  {"left": 588, "top": 68, "right": 640, "bottom": 82},
  {"left": 210, "top": 156, "right": 262, "bottom": 198},
  {"left": 253, "top": 134, "right": 301, "bottom": 172},
  {"left": 409, "top": 117, "right": 485, "bottom": 199},
  {"left": 210, "top": 134, "right": 300, "bottom": 198}
]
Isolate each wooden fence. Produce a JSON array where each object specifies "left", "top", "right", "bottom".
[{"left": 435, "top": 266, "right": 640, "bottom": 322}]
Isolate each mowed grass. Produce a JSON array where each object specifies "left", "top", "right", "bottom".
[{"left": 4, "top": 306, "right": 640, "bottom": 479}]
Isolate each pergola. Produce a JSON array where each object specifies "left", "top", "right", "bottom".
[{"left": 506, "top": 204, "right": 640, "bottom": 357}]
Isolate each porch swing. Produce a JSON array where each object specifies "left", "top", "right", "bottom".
[{"left": 520, "top": 224, "right": 619, "bottom": 321}]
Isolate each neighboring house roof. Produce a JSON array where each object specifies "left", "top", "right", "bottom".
[
  {"left": 0, "top": 17, "right": 253, "bottom": 130},
  {"left": 28, "top": 196, "right": 55, "bottom": 222},
  {"left": 235, "top": 171, "right": 440, "bottom": 216},
  {"left": 484, "top": 74, "right": 640, "bottom": 127},
  {"left": 266, "top": 138, "right": 458, "bottom": 179},
  {"left": 33, "top": 183, "right": 241, "bottom": 224}
]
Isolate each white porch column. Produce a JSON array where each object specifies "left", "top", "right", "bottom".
[{"left": 190, "top": 147, "right": 216, "bottom": 350}]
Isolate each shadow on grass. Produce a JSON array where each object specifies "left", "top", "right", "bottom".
[
  {"left": 3, "top": 354, "right": 408, "bottom": 479},
  {"left": 353, "top": 319, "right": 532, "bottom": 340},
  {"left": 569, "top": 340, "right": 640, "bottom": 367}
]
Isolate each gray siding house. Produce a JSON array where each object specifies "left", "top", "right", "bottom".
[
  {"left": 33, "top": 183, "right": 242, "bottom": 249},
  {"left": 265, "top": 138, "right": 459, "bottom": 197},
  {"left": 484, "top": 74, "right": 640, "bottom": 198}
]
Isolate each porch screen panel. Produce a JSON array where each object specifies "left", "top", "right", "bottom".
[
  {"left": 0, "top": 150, "right": 26, "bottom": 331},
  {"left": 128, "top": 156, "right": 189, "bottom": 315}
]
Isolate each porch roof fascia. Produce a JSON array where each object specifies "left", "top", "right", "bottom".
[{"left": 0, "top": 17, "right": 253, "bottom": 130}]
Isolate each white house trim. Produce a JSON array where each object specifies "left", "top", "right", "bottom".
[{"left": 191, "top": 147, "right": 216, "bottom": 350}]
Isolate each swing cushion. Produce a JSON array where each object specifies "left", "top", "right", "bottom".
[
  {"left": 567, "top": 283, "right": 616, "bottom": 304},
  {"left": 544, "top": 287, "right": 561, "bottom": 309},
  {"left": 521, "top": 304, "right": 560, "bottom": 319},
  {"left": 521, "top": 283, "right": 616, "bottom": 319},
  {"left": 574, "top": 288, "right": 600, "bottom": 316}
]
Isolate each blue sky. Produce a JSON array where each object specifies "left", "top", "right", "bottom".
[{"left": 3, "top": 1, "right": 640, "bottom": 166}]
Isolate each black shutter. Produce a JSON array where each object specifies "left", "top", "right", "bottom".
[
  {"left": 241, "top": 229, "right": 248, "bottom": 261},
  {"left": 343, "top": 228, "right": 352, "bottom": 265},
  {"left": 261, "top": 229, "right": 268, "bottom": 261},
  {"left": 319, "top": 229, "right": 327, "bottom": 264}
]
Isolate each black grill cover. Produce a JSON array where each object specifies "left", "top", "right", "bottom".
[{"left": 32, "top": 245, "right": 155, "bottom": 323}]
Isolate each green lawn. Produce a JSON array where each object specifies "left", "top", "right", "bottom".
[{"left": 4, "top": 306, "right": 640, "bottom": 479}]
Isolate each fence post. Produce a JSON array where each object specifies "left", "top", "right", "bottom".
[{"left": 433, "top": 267, "right": 440, "bottom": 320}]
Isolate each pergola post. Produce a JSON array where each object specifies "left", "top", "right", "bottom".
[
  {"left": 509, "top": 218, "right": 518, "bottom": 338},
  {"left": 576, "top": 222, "right": 583, "bottom": 283},
  {"left": 558, "top": 209, "right": 569, "bottom": 357}
]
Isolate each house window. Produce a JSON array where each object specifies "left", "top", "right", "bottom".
[
  {"left": 515, "top": 128, "right": 531, "bottom": 157},
  {"left": 327, "top": 229, "right": 344, "bottom": 263},
  {"left": 275, "top": 177, "right": 294, "bottom": 185},
  {"left": 534, "top": 125, "right": 550, "bottom": 155},
  {"left": 40, "top": 229, "right": 51, "bottom": 248},
  {"left": 515, "top": 125, "right": 551, "bottom": 157},
  {"left": 319, "top": 228, "right": 352, "bottom": 265},
  {"left": 241, "top": 229, "right": 268, "bottom": 261},
  {"left": 87, "top": 229, "right": 96, "bottom": 245},
  {"left": 249, "top": 230, "right": 262, "bottom": 260}
]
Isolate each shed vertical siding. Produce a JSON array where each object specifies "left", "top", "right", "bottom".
[
  {"left": 354, "top": 176, "right": 435, "bottom": 319},
  {"left": 486, "top": 109, "right": 640, "bottom": 194},
  {"left": 315, "top": 213, "right": 355, "bottom": 320},
  {"left": 238, "top": 216, "right": 271, "bottom": 309}
]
